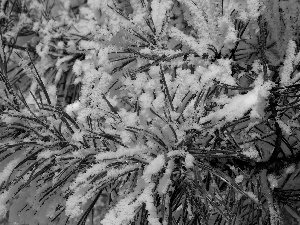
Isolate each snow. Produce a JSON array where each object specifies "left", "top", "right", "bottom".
[
  {"left": 130, "top": 0, "right": 147, "bottom": 24},
  {"left": 73, "top": 77, "right": 82, "bottom": 85},
  {"left": 3, "top": 0, "right": 300, "bottom": 224},
  {"left": 246, "top": 0, "right": 262, "bottom": 20},
  {"left": 106, "top": 164, "right": 140, "bottom": 181},
  {"left": 37, "top": 150, "right": 60, "bottom": 160},
  {"left": 242, "top": 146, "right": 259, "bottom": 159},
  {"left": 168, "top": 26, "right": 210, "bottom": 56},
  {"left": 120, "top": 130, "right": 133, "bottom": 144},
  {"left": 277, "top": 119, "right": 292, "bottom": 135},
  {"left": 185, "top": 153, "right": 195, "bottom": 169},
  {"left": 65, "top": 100, "right": 81, "bottom": 115},
  {"left": 118, "top": 108, "right": 139, "bottom": 127},
  {"left": 95, "top": 144, "right": 148, "bottom": 161},
  {"left": 0, "top": 191, "right": 9, "bottom": 219},
  {"left": 142, "top": 154, "right": 165, "bottom": 183},
  {"left": 245, "top": 191, "right": 259, "bottom": 203},
  {"left": 100, "top": 195, "right": 140, "bottom": 225},
  {"left": 0, "top": 158, "right": 20, "bottom": 187},
  {"left": 65, "top": 193, "right": 84, "bottom": 218},
  {"left": 218, "top": 16, "right": 238, "bottom": 48},
  {"left": 177, "top": 0, "right": 210, "bottom": 39},
  {"left": 1, "top": 114, "right": 19, "bottom": 124},
  {"left": 70, "top": 162, "right": 108, "bottom": 190},
  {"left": 294, "top": 51, "right": 300, "bottom": 66},
  {"left": 151, "top": 0, "right": 173, "bottom": 34},
  {"left": 47, "top": 85, "right": 57, "bottom": 105},
  {"left": 284, "top": 164, "right": 296, "bottom": 174},
  {"left": 199, "top": 77, "right": 273, "bottom": 123},
  {"left": 167, "top": 150, "right": 186, "bottom": 158},
  {"left": 71, "top": 130, "right": 85, "bottom": 142},
  {"left": 157, "top": 159, "right": 174, "bottom": 194},
  {"left": 267, "top": 174, "right": 278, "bottom": 190},
  {"left": 67, "top": 164, "right": 140, "bottom": 220},
  {"left": 152, "top": 92, "right": 165, "bottom": 110},
  {"left": 280, "top": 40, "right": 297, "bottom": 86},
  {"left": 55, "top": 55, "right": 73, "bottom": 68},
  {"left": 138, "top": 183, "right": 161, "bottom": 225},
  {"left": 139, "top": 92, "right": 154, "bottom": 109},
  {"left": 101, "top": 181, "right": 160, "bottom": 225},
  {"left": 196, "top": 58, "right": 236, "bottom": 87},
  {"left": 235, "top": 175, "right": 244, "bottom": 184}
]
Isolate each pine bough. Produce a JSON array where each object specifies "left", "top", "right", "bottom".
[{"left": 0, "top": 0, "right": 300, "bottom": 224}]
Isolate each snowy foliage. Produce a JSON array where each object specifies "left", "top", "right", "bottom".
[{"left": 1, "top": 0, "right": 300, "bottom": 224}]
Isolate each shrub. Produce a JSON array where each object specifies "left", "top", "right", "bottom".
[{"left": 1, "top": 0, "right": 300, "bottom": 224}]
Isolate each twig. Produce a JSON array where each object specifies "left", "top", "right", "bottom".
[{"left": 260, "top": 169, "right": 283, "bottom": 225}]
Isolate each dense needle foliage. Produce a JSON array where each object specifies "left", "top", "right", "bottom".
[{"left": 1, "top": 0, "right": 300, "bottom": 224}]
